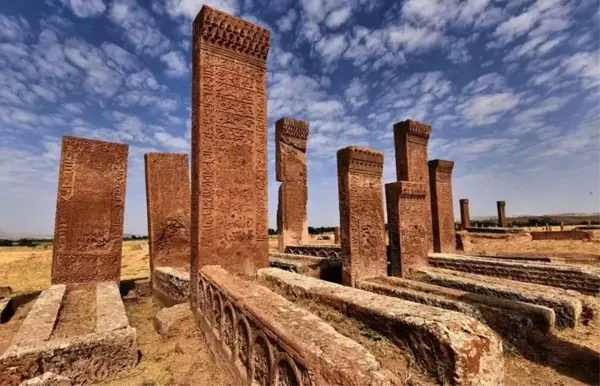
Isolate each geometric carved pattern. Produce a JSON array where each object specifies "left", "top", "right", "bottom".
[
  {"left": 283, "top": 245, "right": 342, "bottom": 259},
  {"left": 197, "top": 272, "right": 307, "bottom": 386},
  {"left": 144, "top": 153, "right": 191, "bottom": 272},
  {"left": 429, "top": 160, "right": 455, "bottom": 253},
  {"left": 337, "top": 146, "right": 387, "bottom": 287},
  {"left": 190, "top": 3, "right": 271, "bottom": 300},
  {"left": 52, "top": 136, "right": 128, "bottom": 284},
  {"left": 276, "top": 117, "right": 309, "bottom": 251}
]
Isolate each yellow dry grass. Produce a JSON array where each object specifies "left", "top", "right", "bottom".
[{"left": 0, "top": 240, "right": 151, "bottom": 294}]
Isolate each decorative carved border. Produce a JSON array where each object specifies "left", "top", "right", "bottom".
[
  {"left": 283, "top": 245, "right": 342, "bottom": 259},
  {"left": 393, "top": 120, "right": 431, "bottom": 145},
  {"left": 196, "top": 273, "right": 310, "bottom": 386},
  {"left": 337, "top": 146, "right": 384, "bottom": 176},
  {"left": 428, "top": 159, "right": 454, "bottom": 175}
]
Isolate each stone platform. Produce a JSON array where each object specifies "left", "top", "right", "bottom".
[
  {"left": 268, "top": 252, "right": 341, "bottom": 282},
  {"left": 0, "top": 283, "right": 138, "bottom": 385}
]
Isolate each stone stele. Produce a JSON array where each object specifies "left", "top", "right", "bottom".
[
  {"left": 275, "top": 117, "right": 310, "bottom": 251},
  {"left": 144, "top": 153, "right": 191, "bottom": 272},
  {"left": 337, "top": 146, "right": 387, "bottom": 287},
  {"left": 428, "top": 159, "right": 455, "bottom": 253},
  {"left": 386, "top": 181, "right": 430, "bottom": 277},
  {"left": 190, "top": 5, "right": 271, "bottom": 294},
  {"left": 51, "top": 136, "right": 128, "bottom": 284},
  {"left": 497, "top": 200, "right": 508, "bottom": 228}
]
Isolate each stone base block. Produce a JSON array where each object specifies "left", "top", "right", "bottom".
[
  {"left": 428, "top": 253, "right": 600, "bottom": 295},
  {"left": 259, "top": 268, "right": 504, "bottom": 386},
  {"left": 0, "top": 283, "right": 138, "bottom": 385},
  {"left": 152, "top": 267, "right": 190, "bottom": 307},
  {"left": 531, "top": 230, "right": 591, "bottom": 241},
  {"left": 194, "top": 265, "right": 401, "bottom": 386},
  {"left": 268, "top": 252, "right": 341, "bottom": 282}
]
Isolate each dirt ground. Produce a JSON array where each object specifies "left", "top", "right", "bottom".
[{"left": 1, "top": 237, "right": 599, "bottom": 385}]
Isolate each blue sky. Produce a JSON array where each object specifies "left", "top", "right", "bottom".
[{"left": 0, "top": 0, "right": 598, "bottom": 235}]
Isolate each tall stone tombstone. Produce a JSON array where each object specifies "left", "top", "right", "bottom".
[
  {"left": 429, "top": 160, "right": 455, "bottom": 253},
  {"left": 333, "top": 227, "right": 340, "bottom": 244},
  {"left": 190, "top": 4, "right": 270, "bottom": 296},
  {"left": 497, "top": 201, "right": 507, "bottom": 228},
  {"left": 144, "top": 153, "right": 191, "bottom": 273},
  {"left": 386, "top": 181, "right": 430, "bottom": 277},
  {"left": 393, "top": 119, "right": 433, "bottom": 251},
  {"left": 459, "top": 199, "right": 470, "bottom": 229},
  {"left": 337, "top": 146, "right": 387, "bottom": 287},
  {"left": 52, "top": 136, "right": 128, "bottom": 284},
  {"left": 275, "top": 117, "right": 309, "bottom": 251}
]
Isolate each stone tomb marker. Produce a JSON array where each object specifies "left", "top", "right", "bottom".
[
  {"left": 275, "top": 117, "right": 309, "bottom": 251},
  {"left": 337, "top": 146, "right": 387, "bottom": 287},
  {"left": 52, "top": 136, "right": 128, "bottom": 284},
  {"left": 386, "top": 181, "right": 430, "bottom": 277},
  {"left": 393, "top": 119, "right": 433, "bottom": 251},
  {"left": 190, "top": 5, "right": 271, "bottom": 284},
  {"left": 459, "top": 198, "right": 470, "bottom": 229},
  {"left": 497, "top": 200, "right": 508, "bottom": 228},
  {"left": 144, "top": 153, "right": 191, "bottom": 272},
  {"left": 428, "top": 160, "right": 455, "bottom": 253}
]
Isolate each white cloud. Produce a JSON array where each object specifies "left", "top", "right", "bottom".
[
  {"left": 326, "top": 6, "right": 352, "bottom": 28},
  {"left": 344, "top": 77, "right": 368, "bottom": 109},
  {"left": 0, "top": 15, "right": 30, "bottom": 41},
  {"left": 386, "top": 24, "right": 443, "bottom": 52},
  {"left": 163, "top": 0, "right": 240, "bottom": 19},
  {"left": 315, "top": 34, "right": 348, "bottom": 65},
  {"left": 108, "top": 0, "right": 171, "bottom": 56},
  {"left": 458, "top": 92, "right": 521, "bottom": 126},
  {"left": 59, "top": 0, "right": 107, "bottom": 18},
  {"left": 160, "top": 51, "right": 189, "bottom": 77},
  {"left": 276, "top": 9, "right": 297, "bottom": 32}
]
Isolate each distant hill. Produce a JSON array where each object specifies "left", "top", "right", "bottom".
[{"left": 0, "top": 230, "right": 52, "bottom": 240}]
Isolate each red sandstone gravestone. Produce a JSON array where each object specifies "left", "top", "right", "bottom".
[
  {"left": 497, "top": 200, "right": 507, "bottom": 228},
  {"left": 52, "top": 136, "right": 128, "bottom": 284},
  {"left": 429, "top": 160, "right": 455, "bottom": 253},
  {"left": 337, "top": 146, "right": 387, "bottom": 287},
  {"left": 386, "top": 181, "right": 430, "bottom": 277},
  {"left": 460, "top": 198, "right": 470, "bottom": 229},
  {"left": 144, "top": 153, "right": 191, "bottom": 272},
  {"left": 393, "top": 119, "right": 433, "bottom": 252},
  {"left": 275, "top": 117, "right": 309, "bottom": 251},
  {"left": 190, "top": 5, "right": 270, "bottom": 286}
]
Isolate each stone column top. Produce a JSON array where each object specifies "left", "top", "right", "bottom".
[
  {"left": 337, "top": 146, "right": 384, "bottom": 176},
  {"left": 428, "top": 159, "right": 455, "bottom": 173},
  {"left": 275, "top": 118, "right": 309, "bottom": 141},
  {"left": 393, "top": 119, "right": 431, "bottom": 143},
  {"left": 497, "top": 200, "right": 506, "bottom": 206},
  {"left": 193, "top": 5, "right": 270, "bottom": 62},
  {"left": 460, "top": 198, "right": 469, "bottom": 203},
  {"left": 388, "top": 180, "right": 428, "bottom": 197},
  {"left": 63, "top": 135, "right": 128, "bottom": 153}
]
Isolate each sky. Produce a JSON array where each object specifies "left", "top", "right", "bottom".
[{"left": 0, "top": 0, "right": 599, "bottom": 236}]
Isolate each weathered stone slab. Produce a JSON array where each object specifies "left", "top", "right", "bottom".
[
  {"left": 417, "top": 267, "right": 584, "bottom": 327},
  {"left": 144, "top": 153, "right": 191, "bottom": 272},
  {"left": 152, "top": 267, "right": 190, "bottom": 307},
  {"left": 428, "top": 253, "right": 600, "bottom": 295},
  {"left": 11, "top": 285, "right": 66, "bottom": 346},
  {"left": 269, "top": 252, "right": 342, "bottom": 282},
  {"left": 428, "top": 160, "right": 455, "bottom": 253},
  {"left": 154, "top": 303, "right": 191, "bottom": 338},
  {"left": 359, "top": 276, "right": 555, "bottom": 334},
  {"left": 496, "top": 201, "right": 507, "bottom": 228},
  {"left": 530, "top": 230, "right": 591, "bottom": 241},
  {"left": 333, "top": 227, "right": 340, "bottom": 244},
  {"left": 275, "top": 118, "right": 309, "bottom": 251},
  {"left": 18, "top": 372, "right": 72, "bottom": 386},
  {"left": 386, "top": 181, "right": 430, "bottom": 277},
  {"left": 0, "top": 328, "right": 138, "bottom": 386},
  {"left": 337, "top": 146, "right": 387, "bottom": 287},
  {"left": 190, "top": 5, "right": 270, "bottom": 283},
  {"left": 455, "top": 230, "right": 472, "bottom": 252},
  {"left": 95, "top": 283, "right": 129, "bottom": 333},
  {"left": 459, "top": 199, "right": 470, "bottom": 229},
  {"left": 284, "top": 245, "right": 341, "bottom": 258},
  {"left": 259, "top": 268, "right": 504, "bottom": 386},
  {"left": 197, "top": 265, "right": 401, "bottom": 386},
  {"left": 52, "top": 136, "right": 128, "bottom": 285}
]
